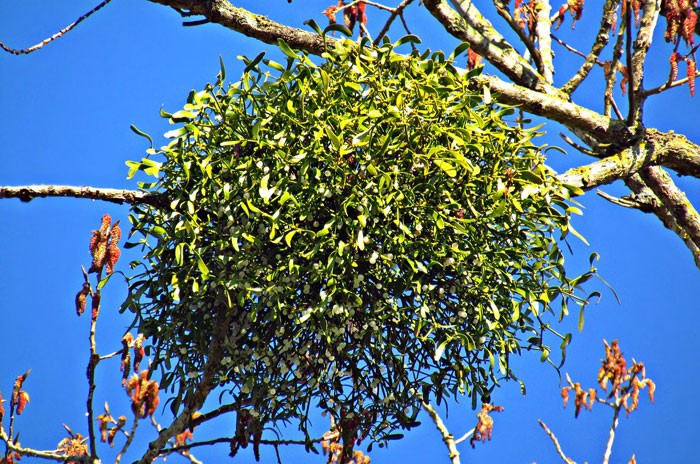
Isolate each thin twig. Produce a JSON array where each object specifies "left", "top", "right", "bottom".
[
  {"left": 602, "top": 404, "right": 621, "bottom": 464},
  {"left": 99, "top": 349, "right": 125, "bottom": 361},
  {"left": 538, "top": 419, "right": 576, "bottom": 464},
  {"left": 643, "top": 69, "right": 700, "bottom": 96},
  {"left": 453, "top": 428, "right": 476, "bottom": 445},
  {"left": 115, "top": 415, "right": 140, "bottom": 464},
  {"left": 374, "top": 0, "right": 416, "bottom": 44},
  {"left": 0, "top": 0, "right": 113, "bottom": 55},
  {"left": 561, "top": 0, "right": 618, "bottom": 94},
  {"left": 162, "top": 435, "right": 326, "bottom": 454},
  {"left": 0, "top": 428, "right": 89, "bottom": 463},
  {"left": 493, "top": 0, "right": 544, "bottom": 74}
]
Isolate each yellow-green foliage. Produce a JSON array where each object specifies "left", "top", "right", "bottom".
[{"left": 125, "top": 36, "right": 595, "bottom": 446}]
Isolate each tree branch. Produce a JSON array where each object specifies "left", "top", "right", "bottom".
[
  {"left": 556, "top": 128, "right": 700, "bottom": 190},
  {"left": 136, "top": 307, "right": 231, "bottom": 464},
  {"left": 0, "top": 185, "right": 166, "bottom": 207},
  {"left": 535, "top": 0, "right": 554, "bottom": 84},
  {"left": 147, "top": 0, "right": 329, "bottom": 55},
  {"left": 538, "top": 419, "right": 576, "bottom": 464},
  {"left": 624, "top": 174, "right": 700, "bottom": 269},
  {"left": 0, "top": 0, "right": 113, "bottom": 55},
  {"left": 561, "top": 0, "right": 618, "bottom": 95},
  {"left": 374, "top": 0, "right": 417, "bottom": 44},
  {"left": 602, "top": 403, "right": 621, "bottom": 464},
  {"left": 493, "top": 0, "right": 543, "bottom": 74},
  {"left": 629, "top": 0, "right": 662, "bottom": 123},
  {"left": 638, "top": 166, "right": 700, "bottom": 267},
  {"left": 422, "top": 401, "right": 460, "bottom": 464},
  {"left": 422, "top": 0, "right": 551, "bottom": 93},
  {"left": 466, "top": 75, "right": 635, "bottom": 145},
  {"left": 0, "top": 428, "right": 88, "bottom": 463}
]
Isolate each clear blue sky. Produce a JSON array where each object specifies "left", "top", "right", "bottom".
[{"left": 1, "top": 1, "right": 698, "bottom": 463}]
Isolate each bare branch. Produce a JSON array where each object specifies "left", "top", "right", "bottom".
[
  {"left": 135, "top": 307, "right": 232, "bottom": 464},
  {"left": 422, "top": 401, "right": 460, "bottom": 464},
  {"left": 375, "top": 0, "right": 417, "bottom": 43},
  {"left": 535, "top": 0, "right": 554, "bottom": 84},
  {"left": 625, "top": 174, "right": 700, "bottom": 269},
  {"left": 538, "top": 419, "right": 576, "bottom": 464},
  {"left": 0, "top": 428, "right": 89, "bottom": 463},
  {"left": 639, "top": 166, "right": 700, "bottom": 266},
  {"left": 0, "top": 185, "right": 166, "bottom": 207},
  {"left": 602, "top": 404, "right": 621, "bottom": 464},
  {"left": 147, "top": 0, "right": 329, "bottom": 55},
  {"left": 596, "top": 188, "right": 657, "bottom": 211},
  {"left": 603, "top": 18, "right": 627, "bottom": 117},
  {"left": 561, "top": 0, "right": 619, "bottom": 94},
  {"left": 0, "top": 0, "right": 113, "bottom": 55},
  {"left": 629, "top": 0, "right": 663, "bottom": 123},
  {"left": 556, "top": 128, "right": 700, "bottom": 190},
  {"left": 466, "top": 75, "right": 635, "bottom": 145},
  {"left": 161, "top": 434, "right": 324, "bottom": 455},
  {"left": 115, "top": 415, "right": 141, "bottom": 464},
  {"left": 643, "top": 67, "right": 700, "bottom": 96},
  {"left": 493, "top": 0, "right": 544, "bottom": 73},
  {"left": 422, "top": 0, "right": 551, "bottom": 93}
]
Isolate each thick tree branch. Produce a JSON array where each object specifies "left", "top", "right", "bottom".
[
  {"left": 557, "top": 141, "right": 653, "bottom": 189},
  {"left": 147, "top": 0, "right": 329, "bottom": 55},
  {"left": 422, "top": 402, "right": 460, "bottom": 464},
  {"left": 535, "top": 0, "right": 554, "bottom": 84},
  {"left": 422, "top": 0, "right": 552, "bottom": 93},
  {"left": 629, "top": 0, "right": 662, "bottom": 123},
  {"left": 557, "top": 129, "right": 700, "bottom": 189},
  {"left": 0, "top": 185, "right": 166, "bottom": 207},
  {"left": 639, "top": 166, "right": 700, "bottom": 264},
  {"left": 136, "top": 307, "right": 231, "bottom": 464},
  {"left": 467, "top": 75, "right": 635, "bottom": 145},
  {"left": 625, "top": 174, "right": 700, "bottom": 269}
]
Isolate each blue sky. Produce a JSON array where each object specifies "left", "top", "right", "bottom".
[{"left": 0, "top": 1, "right": 698, "bottom": 463}]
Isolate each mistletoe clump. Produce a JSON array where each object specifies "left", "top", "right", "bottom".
[{"left": 126, "top": 37, "right": 595, "bottom": 447}]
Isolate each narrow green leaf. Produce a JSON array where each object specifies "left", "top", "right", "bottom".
[
  {"left": 323, "top": 23, "right": 353, "bottom": 37},
  {"left": 277, "top": 39, "right": 299, "bottom": 59},
  {"left": 243, "top": 51, "right": 265, "bottom": 74},
  {"left": 130, "top": 124, "right": 153, "bottom": 147},
  {"left": 393, "top": 35, "right": 421, "bottom": 48}
]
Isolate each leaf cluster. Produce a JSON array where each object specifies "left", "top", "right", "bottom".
[{"left": 125, "top": 37, "right": 595, "bottom": 446}]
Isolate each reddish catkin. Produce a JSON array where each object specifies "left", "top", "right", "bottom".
[
  {"left": 105, "top": 221, "right": 121, "bottom": 275},
  {"left": 75, "top": 282, "right": 90, "bottom": 316},
  {"left": 670, "top": 52, "right": 683, "bottom": 81},
  {"left": 687, "top": 58, "right": 697, "bottom": 96},
  {"left": 133, "top": 333, "right": 145, "bottom": 372},
  {"left": 682, "top": 8, "right": 697, "bottom": 44},
  {"left": 467, "top": 48, "right": 482, "bottom": 70},
  {"left": 16, "top": 391, "right": 30, "bottom": 415},
  {"left": 89, "top": 214, "right": 112, "bottom": 273}
]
